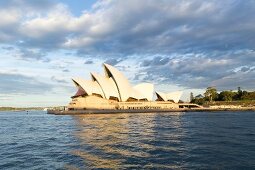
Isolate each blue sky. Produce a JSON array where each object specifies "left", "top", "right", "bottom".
[{"left": 1, "top": 0, "right": 255, "bottom": 107}]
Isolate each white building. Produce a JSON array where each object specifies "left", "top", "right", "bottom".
[{"left": 68, "top": 63, "right": 185, "bottom": 110}]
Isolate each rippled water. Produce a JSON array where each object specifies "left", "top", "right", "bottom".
[{"left": 0, "top": 111, "right": 255, "bottom": 169}]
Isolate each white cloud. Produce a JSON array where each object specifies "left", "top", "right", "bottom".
[
  {"left": 19, "top": 4, "right": 72, "bottom": 39},
  {"left": 0, "top": 0, "right": 254, "bottom": 54},
  {"left": 0, "top": 9, "right": 20, "bottom": 27}
]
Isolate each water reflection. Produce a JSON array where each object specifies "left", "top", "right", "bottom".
[
  {"left": 71, "top": 112, "right": 185, "bottom": 169},
  {"left": 1, "top": 111, "right": 255, "bottom": 169}
]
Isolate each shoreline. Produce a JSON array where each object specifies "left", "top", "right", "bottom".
[
  {"left": 0, "top": 108, "right": 44, "bottom": 112},
  {"left": 47, "top": 107, "right": 255, "bottom": 115}
]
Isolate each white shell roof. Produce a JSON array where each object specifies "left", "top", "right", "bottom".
[
  {"left": 133, "top": 83, "right": 154, "bottom": 101},
  {"left": 166, "top": 91, "right": 183, "bottom": 103},
  {"left": 72, "top": 78, "right": 104, "bottom": 97},
  {"left": 155, "top": 91, "right": 168, "bottom": 101},
  {"left": 155, "top": 91, "right": 183, "bottom": 103},
  {"left": 103, "top": 63, "right": 134, "bottom": 101},
  {"left": 71, "top": 63, "right": 181, "bottom": 102},
  {"left": 90, "top": 72, "right": 120, "bottom": 100}
]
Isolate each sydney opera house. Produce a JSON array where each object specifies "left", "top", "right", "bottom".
[{"left": 68, "top": 63, "right": 196, "bottom": 111}]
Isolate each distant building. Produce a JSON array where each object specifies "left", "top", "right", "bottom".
[{"left": 195, "top": 94, "right": 204, "bottom": 99}]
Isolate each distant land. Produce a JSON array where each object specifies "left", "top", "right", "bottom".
[
  {"left": 191, "top": 87, "right": 255, "bottom": 108},
  {"left": 0, "top": 106, "right": 64, "bottom": 111},
  {"left": 2, "top": 86, "right": 255, "bottom": 112},
  {"left": 0, "top": 107, "right": 45, "bottom": 111}
]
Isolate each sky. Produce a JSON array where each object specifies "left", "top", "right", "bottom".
[{"left": 1, "top": 0, "right": 255, "bottom": 107}]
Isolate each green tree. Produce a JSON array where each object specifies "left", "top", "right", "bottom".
[
  {"left": 241, "top": 91, "right": 248, "bottom": 100},
  {"left": 204, "top": 87, "right": 218, "bottom": 102},
  {"left": 237, "top": 87, "right": 243, "bottom": 100},
  {"left": 241, "top": 91, "right": 255, "bottom": 100},
  {"left": 190, "top": 98, "right": 205, "bottom": 105},
  {"left": 218, "top": 91, "right": 235, "bottom": 101},
  {"left": 190, "top": 92, "right": 194, "bottom": 102}
]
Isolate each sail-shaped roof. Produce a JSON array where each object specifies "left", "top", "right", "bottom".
[
  {"left": 71, "top": 63, "right": 180, "bottom": 102},
  {"left": 155, "top": 91, "right": 183, "bottom": 103},
  {"left": 166, "top": 91, "right": 183, "bottom": 103},
  {"left": 103, "top": 63, "right": 134, "bottom": 101},
  {"left": 90, "top": 72, "right": 120, "bottom": 100},
  {"left": 133, "top": 83, "right": 154, "bottom": 101},
  {"left": 72, "top": 78, "right": 104, "bottom": 97},
  {"left": 155, "top": 91, "right": 168, "bottom": 101}
]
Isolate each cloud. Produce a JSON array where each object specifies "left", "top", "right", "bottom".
[
  {"left": 240, "top": 66, "right": 250, "bottom": 72},
  {"left": 104, "top": 58, "right": 123, "bottom": 66},
  {"left": 0, "top": 0, "right": 57, "bottom": 42},
  {"left": 84, "top": 60, "right": 94, "bottom": 64},
  {"left": 16, "top": 48, "right": 50, "bottom": 62},
  {"left": 1, "top": 46, "right": 50, "bottom": 62},
  {"left": 1, "top": 46, "right": 14, "bottom": 51},
  {"left": 0, "top": 0, "right": 55, "bottom": 10},
  {"left": 0, "top": 73, "right": 53, "bottom": 94},
  {"left": 0, "top": 0, "right": 254, "bottom": 55},
  {"left": 51, "top": 76, "right": 69, "bottom": 84},
  {"left": 62, "top": 69, "right": 70, "bottom": 72},
  {"left": 0, "top": 0, "right": 255, "bottom": 100},
  {"left": 211, "top": 70, "right": 255, "bottom": 90},
  {"left": 140, "top": 56, "right": 170, "bottom": 67},
  {"left": 138, "top": 50, "right": 255, "bottom": 90},
  {"left": 63, "top": 0, "right": 255, "bottom": 55}
]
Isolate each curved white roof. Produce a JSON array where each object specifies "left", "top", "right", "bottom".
[
  {"left": 103, "top": 63, "right": 134, "bottom": 101},
  {"left": 155, "top": 91, "right": 168, "bottom": 101},
  {"left": 133, "top": 83, "right": 154, "bottom": 101},
  {"left": 166, "top": 91, "right": 183, "bottom": 103},
  {"left": 90, "top": 72, "right": 120, "bottom": 100},
  {"left": 156, "top": 91, "right": 183, "bottom": 103},
  {"left": 71, "top": 63, "right": 182, "bottom": 102},
  {"left": 72, "top": 78, "right": 104, "bottom": 97}
]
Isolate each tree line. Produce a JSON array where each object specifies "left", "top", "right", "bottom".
[{"left": 190, "top": 87, "right": 255, "bottom": 105}]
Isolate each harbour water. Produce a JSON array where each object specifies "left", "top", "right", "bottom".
[{"left": 0, "top": 111, "right": 255, "bottom": 169}]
